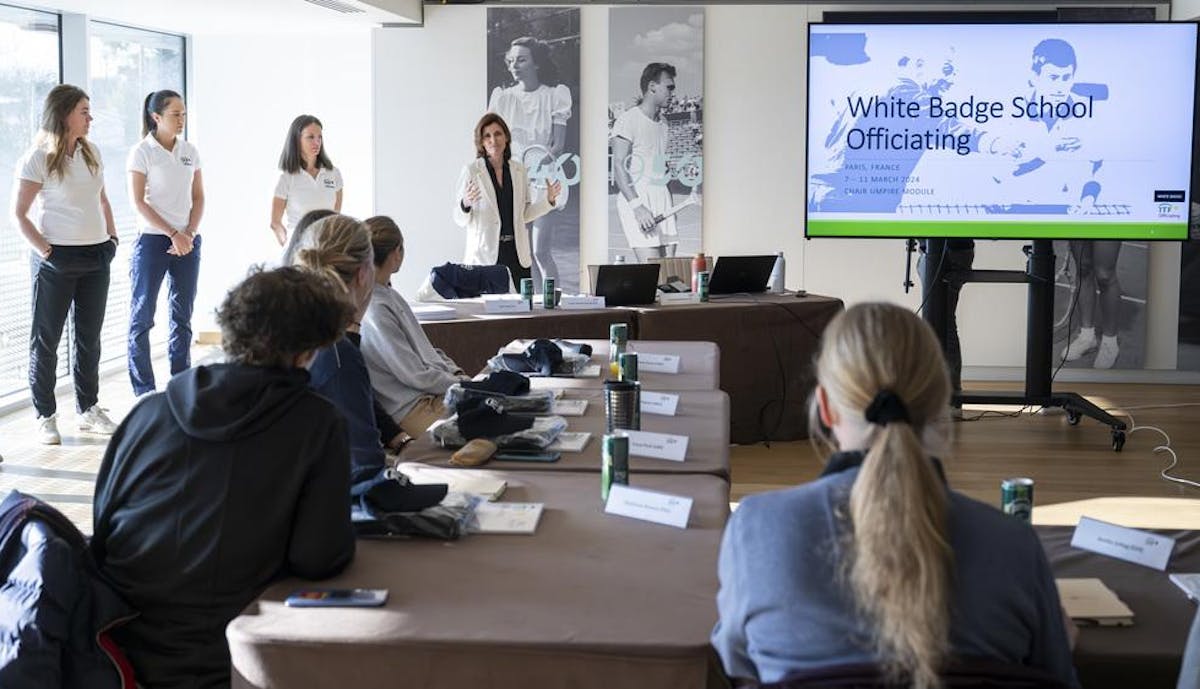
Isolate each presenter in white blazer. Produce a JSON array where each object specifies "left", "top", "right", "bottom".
[{"left": 453, "top": 113, "right": 559, "bottom": 289}]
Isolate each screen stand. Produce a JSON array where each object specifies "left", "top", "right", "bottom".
[{"left": 923, "top": 238, "right": 1128, "bottom": 451}]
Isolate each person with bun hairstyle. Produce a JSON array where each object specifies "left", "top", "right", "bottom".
[
  {"left": 11, "top": 84, "right": 120, "bottom": 444},
  {"left": 126, "top": 89, "right": 205, "bottom": 396},
  {"left": 271, "top": 114, "right": 342, "bottom": 246},
  {"left": 361, "top": 215, "right": 467, "bottom": 437},
  {"left": 91, "top": 266, "right": 356, "bottom": 688},
  {"left": 712, "top": 303, "right": 1078, "bottom": 688}
]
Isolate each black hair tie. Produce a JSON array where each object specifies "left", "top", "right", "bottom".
[{"left": 864, "top": 390, "right": 910, "bottom": 426}]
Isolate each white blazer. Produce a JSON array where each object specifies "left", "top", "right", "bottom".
[{"left": 452, "top": 158, "right": 553, "bottom": 269}]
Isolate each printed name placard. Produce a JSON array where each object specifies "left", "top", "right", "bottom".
[
  {"left": 623, "top": 430, "right": 688, "bottom": 462},
  {"left": 605, "top": 484, "right": 693, "bottom": 529},
  {"left": 1071, "top": 516, "right": 1176, "bottom": 570},
  {"left": 640, "top": 391, "right": 680, "bottom": 416},
  {"left": 560, "top": 295, "right": 606, "bottom": 310},
  {"left": 658, "top": 292, "right": 699, "bottom": 305},
  {"left": 636, "top": 353, "right": 681, "bottom": 374},
  {"left": 483, "top": 297, "right": 530, "bottom": 314}
]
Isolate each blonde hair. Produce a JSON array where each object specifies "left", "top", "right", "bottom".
[
  {"left": 293, "top": 214, "right": 373, "bottom": 293},
  {"left": 38, "top": 85, "right": 100, "bottom": 179},
  {"left": 812, "top": 302, "right": 953, "bottom": 689}
]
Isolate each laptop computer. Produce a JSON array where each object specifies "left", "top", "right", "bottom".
[
  {"left": 707, "top": 255, "right": 777, "bottom": 295},
  {"left": 593, "top": 263, "right": 661, "bottom": 306}
]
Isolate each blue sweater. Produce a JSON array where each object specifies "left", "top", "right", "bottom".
[
  {"left": 712, "top": 451, "right": 1078, "bottom": 687},
  {"left": 309, "top": 333, "right": 387, "bottom": 485}
]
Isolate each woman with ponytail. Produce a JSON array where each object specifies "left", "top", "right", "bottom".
[
  {"left": 126, "top": 89, "right": 204, "bottom": 396},
  {"left": 712, "top": 303, "right": 1077, "bottom": 688},
  {"left": 12, "top": 84, "right": 119, "bottom": 444}
]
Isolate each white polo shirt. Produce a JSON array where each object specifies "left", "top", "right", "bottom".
[
  {"left": 127, "top": 134, "right": 201, "bottom": 236},
  {"left": 17, "top": 141, "right": 108, "bottom": 246},
  {"left": 273, "top": 167, "right": 343, "bottom": 231}
]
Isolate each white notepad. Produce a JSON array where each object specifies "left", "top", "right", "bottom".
[
  {"left": 471, "top": 502, "right": 544, "bottom": 534},
  {"left": 550, "top": 399, "right": 588, "bottom": 416},
  {"left": 398, "top": 464, "right": 507, "bottom": 501},
  {"left": 548, "top": 431, "right": 591, "bottom": 453},
  {"left": 1056, "top": 578, "right": 1134, "bottom": 626}
]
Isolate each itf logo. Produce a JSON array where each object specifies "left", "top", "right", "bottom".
[{"left": 1157, "top": 202, "right": 1183, "bottom": 220}]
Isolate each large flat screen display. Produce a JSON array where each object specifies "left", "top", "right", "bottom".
[{"left": 805, "top": 23, "right": 1198, "bottom": 240}]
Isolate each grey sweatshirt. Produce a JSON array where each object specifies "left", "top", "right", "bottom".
[{"left": 361, "top": 283, "right": 462, "bottom": 420}]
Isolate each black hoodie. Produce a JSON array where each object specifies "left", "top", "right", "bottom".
[{"left": 91, "top": 363, "right": 355, "bottom": 689}]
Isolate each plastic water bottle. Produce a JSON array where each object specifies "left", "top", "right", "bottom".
[
  {"left": 768, "top": 251, "right": 785, "bottom": 294},
  {"left": 691, "top": 253, "right": 708, "bottom": 293}
]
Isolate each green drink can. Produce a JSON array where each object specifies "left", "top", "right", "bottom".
[
  {"left": 618, "top": 352, "right": 639, "bottom": 382},
  {"left": 697, "top": 270, "right": 710, "bottom": 302},
  {"left": 602, "top": 433, "right": 630, "bottom": 502},
  {"left": 1001, "top": 477, "right": 1034, "bottom": 522},
  {"left": 542, "top": 277, "right": 556, "bottom": 309},
  {"left": 519, "top": 277, "right": 534, "bottom": 306}
]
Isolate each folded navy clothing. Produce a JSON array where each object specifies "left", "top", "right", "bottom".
[
  {"left": 351, "top": 469, "right": 447, "bottom": 514},
  {"left": 460, "top": 370, "right": 530, "bottom": 395},
  {"left": 456, "top": 397, "right": 536, "bottom": 439},
  {"left": 553, "top": 339, "right": 593, "bottom": 357}
]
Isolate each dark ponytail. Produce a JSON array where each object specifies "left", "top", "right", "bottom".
[{"left": 142, "top": 89, "right": 183, "bottom": 137}]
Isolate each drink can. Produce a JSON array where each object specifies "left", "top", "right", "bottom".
[
  {"left": 602, "top": 433, "right": 630, "bottom": 502},
  {"left": 519, "top": 277, "right": 534, "bottom": 305},
  {"left": 1001, "top": 477, "right": 1034, "bottom": 522},
  {"left": 618, "top": 352, "right": 638, "bottom": 382},
  {"left": 697, "top": 270, "right": 710, "bottom": 302},
  {"left": 542, "top": 277, "right": 556, "bottom": 309}
]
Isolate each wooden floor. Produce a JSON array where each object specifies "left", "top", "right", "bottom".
[{"left": 1, "top": 372, "right": 1197, "bottom": 536}]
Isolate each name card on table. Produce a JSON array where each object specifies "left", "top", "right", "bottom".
[
  {"left": 624, "top": 430, "right": 688, "bottom": 462},
  {"left": 483, "top": 296, "right": 530, "bottom": 314},
  {"left": 658, "top": 292, "right": 700, "bottom": 305},
  {"left": 636, "top": 353, "right": 681, "bottom": 374},
  {"left": 559, "top": 295, "right": 606, "bottom": 310},
  {"left": 640, "top": 391, "right": 680, "bottom": 416},
  {"left": 605, "top": 484, "right": 693, "bottom": 529},
  {"left": 1071, "top": 516, "right": 1176, "bottom": 570}
]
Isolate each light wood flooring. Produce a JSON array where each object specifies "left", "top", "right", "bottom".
[{"left": 1, "top": 372, "right": 1198, "bottom": 536}]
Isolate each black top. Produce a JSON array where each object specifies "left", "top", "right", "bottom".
[
  {"left": 485, "top": 161, "right": 515, "bottom": 246},
  {"left": 91, "top": 363, "right": 355, "bottom": 689}
]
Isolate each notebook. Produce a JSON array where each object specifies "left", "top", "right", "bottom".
[
  {"left": 707, "top": 255, "right": 777, "bottom": 295},
  {"left": 471, "top": 502, "right": 545, "bottom": 534},
  {"left": 592, "top": 263, "right": 661, "bottom": 306},
  {"left": 548, "top": 431, "right": 591, "bottom": 453},
  {"left": 1055, "top": 578, "right": 1134, "bottom": 626},
  {"left": 398, "top": 464, "right": 507, "bottom": 501}
]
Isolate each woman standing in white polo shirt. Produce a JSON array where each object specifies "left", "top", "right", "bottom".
[
  {"left": 127, "top": 89, "right": 205, "bottom": 396},
  {"left": 11, "top": 84, "right": 120, "bottom": 444},
  {"left": 269, "top": 114, "right": 342, "bottom": 246}
]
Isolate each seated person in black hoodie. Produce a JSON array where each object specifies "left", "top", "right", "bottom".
[{"left": 90, "top": 266, "right": 357, "bottom": 689}]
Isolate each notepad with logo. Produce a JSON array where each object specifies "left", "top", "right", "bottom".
[
  {"left": 1055, "top": 578, "right": 1134, "bottom": 626},
  {"left": 398, "top": 464, "right": 506, "bottom": 501},
  {"left": 471, "top": 502, "right": 544, "bottom": 534}
]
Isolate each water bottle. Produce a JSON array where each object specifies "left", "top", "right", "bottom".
[
  {"left": 769, "top": 251, "right": 785, "bottom": 294},
  {"left": 691, "top": 253, "right": 708, "bottom": 293}
]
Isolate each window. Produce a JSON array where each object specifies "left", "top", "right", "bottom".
[
  {"left": 0, "top": 4, "right": 60, "bottom": 402},
  {"left": 88, "top": 21, "right": 186, "bottom": 375}
]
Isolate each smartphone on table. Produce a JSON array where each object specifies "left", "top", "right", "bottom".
[{"left": 285, "top": 588, "right": 389, "bottom": 608}]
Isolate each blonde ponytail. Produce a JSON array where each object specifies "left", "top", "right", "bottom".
[
  {"left": 815, "top": 303, "right": 953, "bottom": 689},
  {"left": 292, "top": 214, "right": 373, "bottom": 293}
]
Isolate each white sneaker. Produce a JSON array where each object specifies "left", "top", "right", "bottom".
[
  {"left": 1093, "top": 335, "right": 1120, "bottom": 369},
  {"left": 37, "top": 414, "right": 61, "bottom": 445},
  {"left": 79, "top": 406, "right": 118, "bottom": 435},
  {"left": 1061, "top": 327, "right": 1097, "bottom": 362}
]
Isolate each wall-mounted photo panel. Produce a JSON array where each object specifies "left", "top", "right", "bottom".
[
  {"left": 487, "top": 7, "right": 581, "bottom": 292},
  {"left": 608, "top": 7, "right": 703, "bottom": 265}
]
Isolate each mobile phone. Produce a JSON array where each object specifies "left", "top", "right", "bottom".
[
  {"left": 495, "top": 450, "right": 561, "bottom": 463},
  {"left": 285, "top": 588, "right": 388, "bottom": 608}
]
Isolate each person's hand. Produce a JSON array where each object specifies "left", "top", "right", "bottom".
[
  {"left": 462, "top": 179, "right": 482, "bottom": 209},
  {"left": 168, "top": 230, "right": 193, "bottom": 257},
  {"left": 634, "top": 205, "right": 658, "bottom": 234},
  {"left": 547, "top": 179, "right": 562, "bottom": 206},
  {"left": 272, "top": 225, "right": 287, "bottom": 247},
  {"left": 39, "top": 243, "right": 52, "bottom": 259}
]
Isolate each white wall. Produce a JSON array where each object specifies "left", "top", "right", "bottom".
[
  {"left": 374, "top": 3, "right": 1188, "bottom": 375},
  {"left": 1173, "top": 0, "right": 1200, "bottom": 18},
  {"left": 189, "top": 28, "right": 374, "bottom": 330}
]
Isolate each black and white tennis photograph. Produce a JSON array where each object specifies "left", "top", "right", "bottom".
[
  {"left": 486, "top": 7, "right": 581, "bottom": 293},
  {"left": 1053, "top": 240, "right": 1150, "bottom": 369},
  {"left": 608, "top": 7, "right": 704, "bottom": 264}
]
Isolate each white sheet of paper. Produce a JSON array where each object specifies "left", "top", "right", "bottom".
[
  {"left": 604, "top": 484, "right": 692, "bottom": 529},
  {"left": 548, "top": 431, "right": 591, "bottom": 453},
  {"left": 551, "top": 399, "right": 588, "bottom": 416},
  {"left": 1071, "top": 516, "right": 1176, "bottom": 570},
  {"left": 560, "top": 295, "right": 606, "bottom": 310},
  {"left": 574, "top": 364, "right": 602, "bottom": 378},
  {"left": 482, "top": 297, "right": 530, "bottom": 314},
  {"left": 471, "top": 502, "right": 544, "bottom": 534},
  {"left": 635, "top": 353, "right": 681, "bottom": 374},
  {"left": 623, "top": 430, "right": 688, "bottom": 462},
  {"left": 640, "top": 391, "right": 680, "bottom": 416}
]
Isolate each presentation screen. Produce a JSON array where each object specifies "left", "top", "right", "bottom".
[{"left": 805, "top": 23, "right": 1198, "bottom": 240}]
